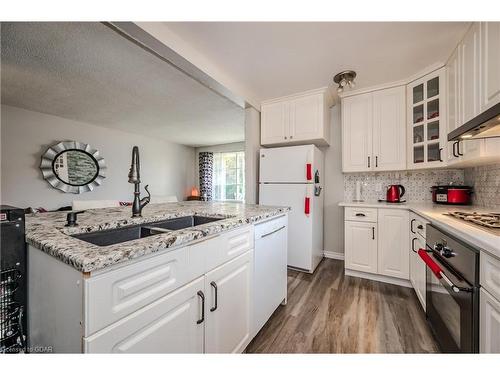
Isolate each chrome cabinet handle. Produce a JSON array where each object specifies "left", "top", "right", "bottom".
[
  {"left": 368, "top": 156, "right": 371, "bottom": 168},
  {"left": 375, "top": 156, "right": 378, "bottom": 168},
  {"left": 372, "top": 227, "right": 375, "bottom": 240},
  {"left": 197, "top": 291, "right": 205, "bottom": 324},
  {"left": 410, "top": 219, "right": 416, "bottom": 233},
  {"left": 411, "top": 237, "right": 418, "bottom": 253},
  {"left": 452, "top": 141, "right": 459, "bottom": 157},
  {"left": 457, "top": 141, "right": 463, "bottom": 156},
  {"left": 261, "top": 225, "right": 286, "bottom": 238},
  {"left": 438, "top": 147, "right": 443, "bottom": 162},
  {"left": 355, "top": 213, "right": 366, "bottom": 217},
  {"left": 210, "top": 282, "right": 218, "bottom": 312}
]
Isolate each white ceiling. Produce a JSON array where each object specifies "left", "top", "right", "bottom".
[
  {"left": 164, "top": 22, "right": 470, "bottom": 102},
  {"left": 1, "top": 22, "right": 244, "bottom": 147}
]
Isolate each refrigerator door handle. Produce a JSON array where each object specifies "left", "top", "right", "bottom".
[
  {"left": 306, "top": 163, "right": 312, "bottom": 181},
  {"left": 304, "top": 197, "right": 311, "bottom": 215}
]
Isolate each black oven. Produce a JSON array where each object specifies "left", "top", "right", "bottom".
[
  {"left": 423, "top": 225, "right": 479, "bottom": 353},
  {"left": 0, "top": 205, "right": 27, "bottom": 353}
]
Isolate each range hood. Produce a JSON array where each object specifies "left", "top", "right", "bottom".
[{"left": 448, "top": 102, "right": 500, "bottom": 141}]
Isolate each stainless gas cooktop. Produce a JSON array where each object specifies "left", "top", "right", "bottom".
[{"left": 445, "top": 211, "right": 500, "bottom": 236}]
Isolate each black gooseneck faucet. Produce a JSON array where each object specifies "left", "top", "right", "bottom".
[{"left": 128, "top": 146, "right": 151, "bottom": 217}]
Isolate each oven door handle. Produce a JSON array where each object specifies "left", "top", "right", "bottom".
[{"left": 417, "top": 249, "right": 468, "bottom": 293}]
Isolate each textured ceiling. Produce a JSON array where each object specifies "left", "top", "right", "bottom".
[
  {"left": 0, "top": 22, "right": 244, "bottom": 147},
  {"left": 163, "top": 22, "right": 470, "bottom": 101}
]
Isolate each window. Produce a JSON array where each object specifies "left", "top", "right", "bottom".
[{"left": 212, "top": 151, "right": 245, "bottom": 202}]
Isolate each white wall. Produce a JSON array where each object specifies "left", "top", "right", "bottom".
[
  {"left": 322, "top": 105, "right": 345, "bottom": 256},
  {"left": 0, "top": 105, "right": 196, "bottom": 210},
  {"left": 244, "top": 107, "right": 261, "bottom": 204}
]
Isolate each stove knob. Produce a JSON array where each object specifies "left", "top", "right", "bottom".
[
  {"left": 441, "top": 246, "right": 456, "bottom": 258},
  {"left": 434, "top": 243, "right": 444, "bottom": 252}
]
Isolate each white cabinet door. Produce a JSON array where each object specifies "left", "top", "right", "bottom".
[
  {"left": 461, "top": 23, "right": 481, "bottom": 124},
  {"left": 253, "top": 216, "right": 288, "bottom": 336},
  {"left": 84, "top": 276, "right": 205, "bottom": 353},
  {"left": 447, "top": 46, "right": 462, "bottom": 164},
  {"left": 409, "top": 234, "right": 426, "bottom": 311},
  {"left": 372, "top": 86, "right": 406, "bottom": 171},
  {"left": 205, "top": 250, "right": 253, "bottom": 353},
  {"left": 289, "top": 93, "right": 322, "bottom": 142},
  {"left": 377, "top": 209, "right": 409, "bottom": 279},
  {"left": 342, "top": 93, "right": 373, "bottom": 172},
  {"left": 480, "top": 22, "right": 500, "bottom": 111},
  {"left": 261, "top": 101, "right": 289, "bottom": 145},
  {"left": 480, "top": 288, "right": 500, "bottom": 353},
  {"left": 460, "top": 23, "right": 484, "bottom": 161},
  {"left": 344, "top": 220, "right": 378, "bottom": 274},
  {"left": 407, "top": 68, "right": 447, "bottom": 169}
]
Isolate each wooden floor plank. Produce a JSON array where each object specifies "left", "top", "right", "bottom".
[{"left": 246, "top": 258, "right": 439, "bottom": 354}]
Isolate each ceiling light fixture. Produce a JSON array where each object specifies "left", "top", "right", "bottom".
[{"left": 334, "top": 70, "right": 357, "bottom": 93}]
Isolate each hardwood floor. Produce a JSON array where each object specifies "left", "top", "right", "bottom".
[{"left": 246, "top": 258, "right": 439, "bottom": 353}]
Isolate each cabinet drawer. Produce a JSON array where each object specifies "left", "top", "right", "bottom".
[
  {"left": 84, "top": 276, "right": 205, "bottom": 353},
  {"left": 85, "top": 247, "right": 193, "bottom": 336},
  {"left": 481, "top": 252, "right": 500, "bottom": 301},
  {"left": 345, "top": 207, "right": 377, "bottom": 222},
  {"left": 219, "top": 225, "right": 254, "bottom": 265},
  {"left": 410, "top": 213, "right": 428, "bottom": 240}
]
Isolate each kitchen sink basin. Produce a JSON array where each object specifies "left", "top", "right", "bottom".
[{"left": 71, "top": 215, "right": 224, "bottom": 246}]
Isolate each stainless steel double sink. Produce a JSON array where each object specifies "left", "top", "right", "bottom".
[{"left": 71, "top": 215, "right": 224, "bottom": 247}]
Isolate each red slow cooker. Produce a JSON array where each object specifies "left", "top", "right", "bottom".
[{"left": 430, "top": 185, "right": 473, "bottom": 205}]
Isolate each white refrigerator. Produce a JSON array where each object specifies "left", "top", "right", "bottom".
[{"left": 259, "top": 145, "right": 324, "bottom": 273}]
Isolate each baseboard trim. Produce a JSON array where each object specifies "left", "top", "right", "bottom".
[
  {"left": 323, "top": 251, "right": 345, "bottom": 260},
  {"left": 345, "top": 269, "right": 412, "bottom": 288}
]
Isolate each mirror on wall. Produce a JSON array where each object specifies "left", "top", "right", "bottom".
[{"left": 40, "top": 141, "right": 106, "bottom": 194}]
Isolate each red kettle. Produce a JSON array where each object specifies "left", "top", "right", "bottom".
[{"left": 386, "top": 185, "right": 406, "bottom": 203}]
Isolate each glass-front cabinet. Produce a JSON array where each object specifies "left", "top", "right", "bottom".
[{"left": 407, "top": 68, "right": 447, "bottom": 169}]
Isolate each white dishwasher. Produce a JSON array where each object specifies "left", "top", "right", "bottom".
[{"left": 252, "top": 214, "right": 288, "bottom": 337}]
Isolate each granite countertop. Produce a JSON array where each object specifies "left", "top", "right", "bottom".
[
  {"left": 26, "top": 201, "right": 290, "bottom": 273},
  {"left": 339, "top": 201, "right": 500, "bottom": 259}
]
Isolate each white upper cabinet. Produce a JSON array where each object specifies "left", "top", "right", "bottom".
[
  {"left": 480, "top": 22, "right": 500, "bottom": 111},
  {"left": 261, "top": 101, "right": 289, "bottom": 145},
  {"left": 446, "top": 46, "right": 462, "bottom": 164},
  {"left": 446, "top": 22, "right": 500, "bottom": 167},
  {"left": 261, "top": 88, "right": 332, "bottom": 147},
  {"left": 289, "top": 93, "right": 322, "bottom": 142},
  {"left": 407, "top": 68, "right": 447, "bottom": 169},
  {"left": 462, "top": 22, "right": 481, "bottom": 124},
  {"left": 342, "top": 92, "right": 373, "bottom": 172},
  {"left": 373, "top": 87, "right": 407, "bottom": 171},
  {"left": 342, "top": 86, "right": 406, "bottom": 172}
]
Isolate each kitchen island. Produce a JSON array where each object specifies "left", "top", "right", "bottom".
[{"left": 26, "top": 201, "right": 290, "bottom": 353}]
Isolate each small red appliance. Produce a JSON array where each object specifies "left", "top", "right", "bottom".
[
  {"left": 386, "top": 184, "right": 406, "bottom": 203},
  {"left": 430, "top": 185, "right": 473, "bottom": 205}
]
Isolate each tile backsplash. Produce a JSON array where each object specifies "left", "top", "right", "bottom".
[
  {"left": 464, "top": 163, "right": 500, "bottom": 208},
  {"left": 344, "top": 169, "right": 465, "bottom": 202}
]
